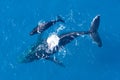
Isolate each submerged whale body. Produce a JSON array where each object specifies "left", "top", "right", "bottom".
[
  {"left": 20, "top": 15, "right": 102, "bottom": 67},
  {"left": 30, "top": 16, "right": 65, "bottom": 36}
]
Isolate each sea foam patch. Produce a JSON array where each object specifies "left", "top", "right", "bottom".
[{"left": 47, "top": 33, "right": 60, "bottom": 51}]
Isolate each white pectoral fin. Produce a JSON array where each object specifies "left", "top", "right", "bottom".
[{"left": 45, "top": 56, "right": 65, "bottom": 67}]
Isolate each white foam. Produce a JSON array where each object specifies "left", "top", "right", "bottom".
[{"left": 47, "top": 34, "right": 60, "bottom": 51}]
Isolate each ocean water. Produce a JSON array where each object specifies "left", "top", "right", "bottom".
[{"left": 0, "top": 0, "right": 120, "bottom": 80}]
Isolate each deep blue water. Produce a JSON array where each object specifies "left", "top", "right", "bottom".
[{"left": 0, "top": 0, "right": 120, "bottom": 80}]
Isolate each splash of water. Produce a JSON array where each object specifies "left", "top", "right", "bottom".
[
  {"left": 65, "top": 10, "right": 76, "bottom": 24},
  {"left": 57, "top": 47, "right": 67, "bottom": 58},
  {"left": 56, "top": 24, "right": 66, "bottom": 33},
  {"left": 46, "top": 33, "right": 67, "bottom": 58},
  {"left": 47, "top": 33, "right": 60, "bottom": 51}
]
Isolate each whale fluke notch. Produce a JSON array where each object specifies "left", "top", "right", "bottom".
[{"left": 89, "top": 15, "right": 102, "bottom": 47}]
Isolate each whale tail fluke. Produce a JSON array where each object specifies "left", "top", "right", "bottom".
[
  {"left": 57, "top": 15, "right": 65, "bottom": 23},
  {"left": 89, "top": 15, "right": 102, "bottom": 47},
  {"left": 90, "top": 32, "right": 102, "bottom": 47}
]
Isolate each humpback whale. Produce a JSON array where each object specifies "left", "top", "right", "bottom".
[
  {"left": 58, "top": 15, "right": 102, "bottom": 47},
  {"left": 30, "top": 16, "right": 65, "bottom": 36},
  {"left": 20, "top": 15, "right": 102, "bottom": 67}
]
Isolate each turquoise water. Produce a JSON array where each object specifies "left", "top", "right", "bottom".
[{"left": 0, "top": 0, "right": 120, "bottom": 80}]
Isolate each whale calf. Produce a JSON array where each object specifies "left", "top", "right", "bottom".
[{"left": 30, "top": 16, "right": 65, "bottom": 36}]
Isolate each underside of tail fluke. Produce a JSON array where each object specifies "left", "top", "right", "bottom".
[{"left": 89, "top": 15, "right": 102, "bottom": 47}]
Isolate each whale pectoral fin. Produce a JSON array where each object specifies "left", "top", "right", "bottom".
[{"left": 45, "top": 57, "right": 65, "bottom": 67}]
